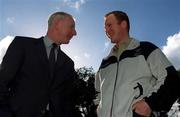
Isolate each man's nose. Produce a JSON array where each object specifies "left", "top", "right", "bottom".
[{"left": 73, "top": 30, "right": 77, "bottom": 36}]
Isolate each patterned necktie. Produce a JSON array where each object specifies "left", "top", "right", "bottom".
[{"left": 49, "top": 43, "right": 57, "bottom": 78}]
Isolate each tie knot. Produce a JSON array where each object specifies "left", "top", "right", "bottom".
[{"left": 52, "top": 43, "right": 57, "bottom": 49}]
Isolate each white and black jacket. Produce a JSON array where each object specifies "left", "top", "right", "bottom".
[{"left": 95, "top": 38, "right": 180, "bottom": 117}]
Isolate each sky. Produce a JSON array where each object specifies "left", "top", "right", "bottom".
[{"left": 0, "top": 0, "right": 180, "bottom": 71}]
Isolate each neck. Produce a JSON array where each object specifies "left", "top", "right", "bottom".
[
  {"left": 116, "top": 34, "right": 129, "bottom": 47},
  {"left": 47, "top": 30, "right": 59, "bottom": 45}
]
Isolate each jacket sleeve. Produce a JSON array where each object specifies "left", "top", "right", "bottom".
[
  {"left": 94, "top": 71, "right": 101, "bottom": 105},
  {"left": 144, "top": 48, "right": 180, "bottom": 112},
  {"left": 0, "top": 37, "right": 24, "bottom": 105}
]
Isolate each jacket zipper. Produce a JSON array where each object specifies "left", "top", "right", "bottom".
[{"left": 110, "top": 59, "right": 119, "bottom": 117}]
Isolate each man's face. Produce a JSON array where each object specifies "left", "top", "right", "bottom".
[
  {"left": 56, "top": 16, "right": 77, "bottom": 44},
  {"left": 104, "top": 14, "right": 122, "bottom": 44}
]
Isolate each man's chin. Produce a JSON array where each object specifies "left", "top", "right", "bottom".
[
  {"left": 64, "top": 40, "right": 70, "bottom": 44},
  {"left": 58, "top": 41, "right": 69, "bottom": 45}
]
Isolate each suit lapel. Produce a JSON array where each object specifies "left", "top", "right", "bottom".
[
  {"left": 56, "top": 49, "right": 69, "bottom": 69},
  {"left": 35, "top": 37, "right": 50, "bottom": 73}
]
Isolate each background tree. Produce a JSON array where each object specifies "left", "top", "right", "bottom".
[{"left": 72, "top": 67, "right": 98, "bottom": 117}]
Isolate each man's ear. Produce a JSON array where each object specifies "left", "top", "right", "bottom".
[{"left": 120, "top": 20, "right": 127, "bottom": 29}]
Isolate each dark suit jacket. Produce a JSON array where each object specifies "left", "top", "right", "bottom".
[{"left": 0, "top": 36, "right": 77, "bottom": 117}]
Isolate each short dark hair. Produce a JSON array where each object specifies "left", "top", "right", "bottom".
[{"left": 105, "top": 11, "right": 130, "bottom": 32}]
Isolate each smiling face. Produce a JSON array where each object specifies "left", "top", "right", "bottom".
[{"left": 104, "top": 14, "right": 129, "bottom": 45}]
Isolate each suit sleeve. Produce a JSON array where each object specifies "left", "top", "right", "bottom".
[
  {"left": 144, "top": 48, "right": 180, "bottom": 112},
  {"left": 0, "top": 37, "right": 24, "bottom": 105}
]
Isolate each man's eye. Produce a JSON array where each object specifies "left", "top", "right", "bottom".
[{"left": 105, "top": 24, "right": 110, "bottom": 28}]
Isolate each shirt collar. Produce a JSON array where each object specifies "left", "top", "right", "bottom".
[
  {"left": 43, "top": 35, "right": 54, "bottom": 48},
  {"left": 113, "top": 37, "right": 132, "bottom": 52}
]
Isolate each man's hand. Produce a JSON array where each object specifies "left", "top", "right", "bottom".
[{"left": 132, "top": 99, "right": 152, "bottom": 117}]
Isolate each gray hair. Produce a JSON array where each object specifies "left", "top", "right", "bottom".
[{"left": 48, "top": 12, "right": 72, "bottom": 28}]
